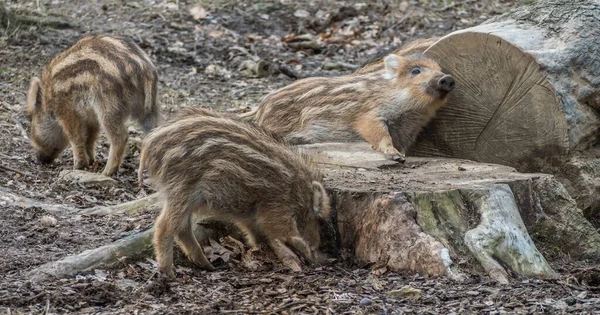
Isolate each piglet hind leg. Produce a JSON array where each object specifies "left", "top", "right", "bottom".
[
  {"left": 100, "top": 118, "right": 128, "bottom": 176},
  {"left": 85, "top": 122, "right": 100, "bottom": 167},
  {"left": 58, "top": 109, "right": 92, "bottom": 170},
  {"left": 174, "top": 205, "right": 215, "bottom": 271},
  {"left": 153, "top": 205, "right": 177, "bottom": 280}
]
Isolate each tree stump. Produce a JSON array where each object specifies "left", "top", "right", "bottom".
[
  {"left": 371, "top": 0, "right": 600, "bottom": 174},
  {"left": 27, "top": 143, "right": 600, "bottom": 284},
  {"left": 301, "top": 143, "right": 600, "bottom": 284}
]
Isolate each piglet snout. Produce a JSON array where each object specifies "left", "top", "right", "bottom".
[{"left": 437, "top": 75, "right": 455, "bottom": 92}]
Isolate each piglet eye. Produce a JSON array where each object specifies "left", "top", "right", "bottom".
[{"left": 411, "top": 68, "right": 421, "bottom": 76}]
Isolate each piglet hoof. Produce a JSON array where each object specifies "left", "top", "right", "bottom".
[
  {"left": 391, "top": 154, "right": 406, "bottom": 163},
  {"left": 314, "top": 251, "right": 329, "bottom": 266},
  {"left": 74, "top": 160, "right": 88, "bottom": 170},
  {"left": 101, "top": 168, "right": 117, "bottom": 177},
  {"left": 199, "top": 262, "right": 216, "bottom": 272},
  {"left": 282, "top": 258, "right": 303, "bottom": 272},
  {"left": 385, "top": 153, "right": 406, "bottom": 164},
  {"left": 158, "top": 267, "right": 176, "bottom": 281}
]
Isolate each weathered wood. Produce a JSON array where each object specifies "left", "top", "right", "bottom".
[
  {"left": 25, "top": 221, "right": 232, "bottom": 282},
  {"left": 81, "top": 193, "right": 160, "bottom": 216},
  {"left": 26, "top": 143, "right": 600, "bottom": 283},
  {"left": 0, "top": 187, "right": 78, "bottom": 213},
  {"left": 27, "top": 226, "right": 156, "bottom": 282}
]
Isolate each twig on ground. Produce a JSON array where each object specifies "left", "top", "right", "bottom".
[
  {"left": 43, "top": 298, "right": 50, "bottom": 315},
  {"left": 0, "top": 163, "right": 32, "bottom": 177},
  {"left": 433, "top": 0, "right": 477, "bottom": 12},
  {"left": 220, "top": 300, "right": 315, "bottom": 314}
]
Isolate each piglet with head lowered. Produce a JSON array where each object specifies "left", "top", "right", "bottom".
[
  {"left": 138, "top": 107, "right": 331, "bottom": 279},
  {"left": 25, "top": 34, "right": 160, "bottom": 176}
]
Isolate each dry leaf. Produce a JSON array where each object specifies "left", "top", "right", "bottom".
[
  {"left": 189, "top": 6, "right": 207, "bottom": 20},
  {"left": 399, "top": 1, "right": 409, "bottom": 13},
  {"left": 284, "top": 59, "right": 302, "bottom": 65},
  {"left": 209, "top": 30, "right": 225, "bottom": 38}
]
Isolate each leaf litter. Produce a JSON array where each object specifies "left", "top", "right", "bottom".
[{"left": 1, "top": 0, "right": 600, "bottom": 314}]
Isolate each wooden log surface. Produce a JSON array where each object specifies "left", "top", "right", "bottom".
[{"left": 22, "top": 143, "right": 600, "bottom": 283}]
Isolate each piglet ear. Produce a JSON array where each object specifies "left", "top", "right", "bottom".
[
  {"left": 383, "top": 54, "right": 402, "bottom": 80},
  {"left": 312, "top": 181, "right": 331, "bottom": 219},
  {"left": 26, "top": 77, "right": 43, "bottom": 116}
]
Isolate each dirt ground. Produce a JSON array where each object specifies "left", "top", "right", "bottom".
[{"left": 1, "top": 0, "right": 600, "bottom": 314}]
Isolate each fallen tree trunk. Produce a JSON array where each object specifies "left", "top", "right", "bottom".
[
  {"left": 26, "top": 221, "right": 231, "bottom": 282},
  {"left": 27, "top": 226, "right": 156, "bottom": 282},
  {"left": 27, "top": 143, "right": 600, "bottom": 284},
  {"left": 0, "top": 4, "right": 74, "bottom": 29}
]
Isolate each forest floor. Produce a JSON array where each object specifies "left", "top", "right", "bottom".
[{"left": 1, "top": 0, "right": 600, "bottom": 314}]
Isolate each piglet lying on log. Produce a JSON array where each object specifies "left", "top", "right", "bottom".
[{"left": 241, "top": 52, "right": 454, "bottom": 162}]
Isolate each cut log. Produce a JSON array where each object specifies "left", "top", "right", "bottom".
[
  {"left": 356, "top": 0, "right": 600, "bottom": 174},
  {"left": 27, "top": 143, "right": 600, "bottom": 283}
]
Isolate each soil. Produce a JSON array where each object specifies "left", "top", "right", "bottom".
[{"left": 1, "top": 0, "right": 600, "bottom": 314}]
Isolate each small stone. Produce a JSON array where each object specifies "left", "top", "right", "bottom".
[
  {"left": 294, "top": 9, "right": 310, "bottom": 18},
  {"left": 388, "top": 286, "right": 422, "bottom": 299},
  {"left": 126, "top": 1, "right": 140, "bottom": 8},
  {"left": 564, "top": 297, "right": 576, "bottom": 305},
  {"left": 205, "top": 64, "right": 232, "bottom": 78},
  {"left": 59, "top": 170, "right": 116, "bottom": 188},
  {"left": 189, "top": 6, "right": 207, "bottom": 20},
  {"left": 359, "top": 297, "right": 372, "bottom": 306},
  {"left": 39, "top": 215, "right": 58, "bottom": 227},
  {"left": 15, "top": 235, "right": 26, "bottom": 242},
  {"left": 458, "top": 166, "right": 467, "bottom": 171},
  {"left": 399, "top": 1, "right": 409, "bottom": 12}
]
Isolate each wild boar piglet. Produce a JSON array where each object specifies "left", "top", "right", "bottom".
[
  {"left": 242, "top": 53, "right": 455, "bottom": 162},
  {"left": 138, "top": 107, "right": 331, "bottom": 279},
  {"left": 25, "top": 34, "right": 160, "bottom": 176}
]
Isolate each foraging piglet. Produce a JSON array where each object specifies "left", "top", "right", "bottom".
[
  {"left": 25, "top": 34, "right": 160, "bottom": 176},
  {"left": 241, "top": 52, "right": 454, "bottom": 162},
  {"left": 138, "top": 107, "right": 331, "bottom": 279}
]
